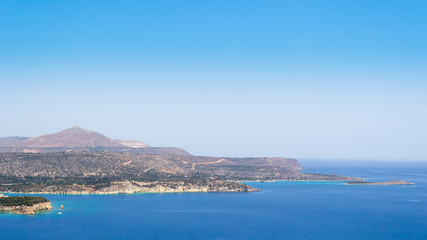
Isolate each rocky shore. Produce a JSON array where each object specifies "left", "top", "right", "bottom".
[
  {"left": 3, "top": 180, "right": 260, "bottom": 195},
  {"left": 0, "top": 196, "right": 53, "bottom": 214},
  {"left": 346, "top": 180, "right": 415, "bottom": 185},
  {"left": 0, "top": 202, "right": 52, "bottom": 214}
]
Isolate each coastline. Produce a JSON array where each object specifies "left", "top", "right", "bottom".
[
  {"left": 1, "top": 179, "right": 356, "bottom": 195},
  {"left": 346, "top": 180, "right": 415, "bottom": 185},
  {"left": 1, "top": 189, "right": 259, "bottom": 196},
  {"left": 0, "top": 180, "right": 260, "bottom": 195},
  {"left": 2, "top": 178, "right": 416, "bottom": 196},
  {"left": 239, "top": 179, "right": 354, "bottom": 183}
]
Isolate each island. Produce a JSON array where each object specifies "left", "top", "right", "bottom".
[
  {"left": 346, "top": 180, "right": 415, "bottom": 185},
  {"left": 0, "top": 195, "right": 52, "bottom": 214}
]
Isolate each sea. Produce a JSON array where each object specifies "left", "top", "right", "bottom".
[{"left": 1, "top": 160, "right": 427, "bottom": 240}]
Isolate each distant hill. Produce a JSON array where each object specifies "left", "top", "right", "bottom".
[
  {"left": 0, "top": 126, "right": 190, "bottom": 155},
  {"left": 0, "top": 137, "right": 30, "bottom": 147},
  {"left": 21, "top": 126, "right": 125, "bottom": 148}
]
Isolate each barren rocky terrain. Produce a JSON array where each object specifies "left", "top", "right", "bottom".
[{"left": 0, "top": 127, "right": 362, "bottom": 194}]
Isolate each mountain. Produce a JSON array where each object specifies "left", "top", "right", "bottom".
[
  {"left": 0, "top": 126, "right": 151, "bottom": 148},
  {"left": 20, "top": 126, "right": 124, "bottom": 148},
  {"left": 0, "top": 137, "right": 29, "bottom": 147},
  {"left": 0, "top": 126, "right": 193, "bottom": 155}
]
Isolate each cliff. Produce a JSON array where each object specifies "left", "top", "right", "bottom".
[
  {"left": 0, "top": 196, "right": 52, "bottom": 214},
  {"left": 5, "top": 180, "right": 259, "bottom": 195},
  {"left": 0, "top": 202, "right": 52, "bottom": 214}
]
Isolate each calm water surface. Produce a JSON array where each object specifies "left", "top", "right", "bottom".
[{"left": 1, "top": 161, "right": 427, "bottom": 240}]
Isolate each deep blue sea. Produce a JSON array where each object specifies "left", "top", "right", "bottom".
[{"left": 1, "top": 160, "right": 427, "bottom": 240}]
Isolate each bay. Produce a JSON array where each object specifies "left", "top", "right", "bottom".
[{"left": 1, "top": 160, "right": 427, "bottom": 240}]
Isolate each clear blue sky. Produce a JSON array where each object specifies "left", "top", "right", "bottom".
[{"left": 1, "top": 1, "right": 426, "bottom": 160}]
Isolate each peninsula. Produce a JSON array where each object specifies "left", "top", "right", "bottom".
[
  {"left": 0, "top": 126, "right": 364, "bottom": 194},
  {"left": 346, "top": 180, "right": 415, "bottom": 185},
  {"left": 0, "top": 195, "right": 52, "bottom": 214}
]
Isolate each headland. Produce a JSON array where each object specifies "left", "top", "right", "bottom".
[
  {"left": 0, "top": 195, "right": 52, "bottom": 214},
  {"left": 0, "top": 127, "right": 364, "bottom": 195}
]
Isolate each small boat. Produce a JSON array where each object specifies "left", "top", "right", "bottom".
[
  {"left": 58, "top": 212, "right": 62, "bottom": 215},
  {"left": 60, "top": 205, "right": 64, "bottom": 210}
]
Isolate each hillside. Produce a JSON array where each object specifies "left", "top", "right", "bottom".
[
  {"left": 0, "top": 152, "right": 360, "bottom": 184},
  {"left": 3, "top": 126, "right": 149, "bottom": 148},
  {"left": 0, "top": 127, "right": 192, "bottom": 155},
  {"left": 0, "top": 137, "right": 30, "bottom": 147},
  {"left": 21, "top": 126, "right": 122, "bottom": 148},
  {"left": 0, "top": 127, "right": 363, "bottom": 194}
]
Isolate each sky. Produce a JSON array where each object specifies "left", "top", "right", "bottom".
[{"left": 1, "top": 1, "right": 426, "bottom": 160}]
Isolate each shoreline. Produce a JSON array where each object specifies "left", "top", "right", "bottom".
[
  {"left": 1, "top": 189, "right": 260, "bottom": 196},
  {"left": 2, "top": 179, "right": 415, "bottom": 196},
  {"left": 239, "top": 179, "right": 354, "bottom": 183},
  {"left": 1, "top": 179, "right": 354, "bottom": 195}
]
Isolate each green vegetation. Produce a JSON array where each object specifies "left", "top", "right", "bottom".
[{"left": 0, "top": 196, "right": 49, "bottom": 206}]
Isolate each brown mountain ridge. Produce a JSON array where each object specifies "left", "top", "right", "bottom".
[
  {"left": 0, "top": 126, "right": 191, "bottom": 155},
  {"left": 0, "top": 126, "right": 150, "bottom": 148}
]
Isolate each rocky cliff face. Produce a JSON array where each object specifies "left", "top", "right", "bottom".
[
  {"left": 6, "top": 180, "right": 259, "bottom": 194},
  {"left": 0, "top": 202, "right": 52, "bottom": 215}
]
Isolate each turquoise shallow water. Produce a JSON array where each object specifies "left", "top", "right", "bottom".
[{"left": 1, "top": 161, "right": 427, "bottom": 240}]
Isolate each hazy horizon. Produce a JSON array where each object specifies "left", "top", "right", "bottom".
[{"left": 1, "top": 1, "right": 426, "bottom": 160}]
